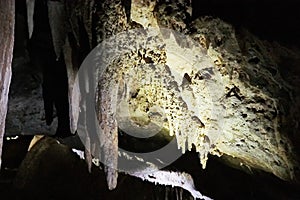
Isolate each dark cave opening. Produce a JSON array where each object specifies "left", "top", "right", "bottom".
[{"left": 192, "top": 0, "right": 300, "bottom": 47}]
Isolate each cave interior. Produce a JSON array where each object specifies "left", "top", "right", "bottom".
[{"left": 1, "top": 0, "right": 300, "bottom": 199}]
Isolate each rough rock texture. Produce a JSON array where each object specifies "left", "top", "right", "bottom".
[
  {"left": 92, "top": 0, "right": 129, "bottom": 190},
  {"left": 6, "top": 60, "right": 57, "bottom": 135},
  {"left": 4, "top": 0, "right": 300, "bottom": 194},
  {"left": 130, "top": 0, "right": 158, "bottom": 27},
  {"left": 189, "top": 17, "right": 298, "bottom": 181},
  {"left": 87, "top": 0, "right": 299, "bottom": 188}
]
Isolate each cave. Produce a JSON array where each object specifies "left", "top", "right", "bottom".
[{"left": 0, "top": 0, "right": 300, "bottom": 199}]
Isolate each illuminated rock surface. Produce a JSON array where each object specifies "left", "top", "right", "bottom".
[
  {"left": 85, "top": 0, "right": 299, "bottom": 189},
  {"left": 2, "top": 0, "right": 300, "bottom": 198}
]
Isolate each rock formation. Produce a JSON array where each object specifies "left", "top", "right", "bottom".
[
  {"left": 2, "top": 0, "right": 300, "bottom": 198},
  {"left": 0, "top": 0, "right": 15, "bottom": 168}
]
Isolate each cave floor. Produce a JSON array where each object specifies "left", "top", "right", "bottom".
[{"left": 0, "top": 135, "right": 299, "bottom": 200}]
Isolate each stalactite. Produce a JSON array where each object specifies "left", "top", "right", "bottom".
[
  {"left": 1, "top": 0, "right": 298, "bottom": 199},
  {"left": 82, "top": 0, "right": 94, "bottom": 48},
  {"left": 92, "top": 0, "right": 129, "bottom": 190},
  {"left": 79, "top": 25, "right": 213, "bottom": 196},
  {"left": 63, "top": 36, "right": 80, "bottom": 134},
  {"left": 48, "top": 0, "right": 67, "bottom": 60},
  {"left": 62, "top": 0, "right": 299, "bottom": 194},
  {"left": 26, "top": 0, "right": 35, "bottom": 38},
  {"left": 0, "top": 0, "right": 15, "bottom": 168},
  {"left": 65, "top": 0, "right": 80, "bottom": 46}
]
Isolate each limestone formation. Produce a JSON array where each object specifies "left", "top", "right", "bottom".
[
  {"left": 3, "top": 0, "right": 299, "bottom": 196},
  {"left": 0, "top": 0, "right": 15, "bottom": 168},
  {"left": 84, "top": 0, "right": 299, "bottom": 189}
]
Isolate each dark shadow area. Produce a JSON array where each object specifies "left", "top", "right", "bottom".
[
  {"left": 192, "top": 0, "right": 300, "bottom": 48},
  {"left": 1, "top": 136, "right": 300, "bottom": 199}
]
